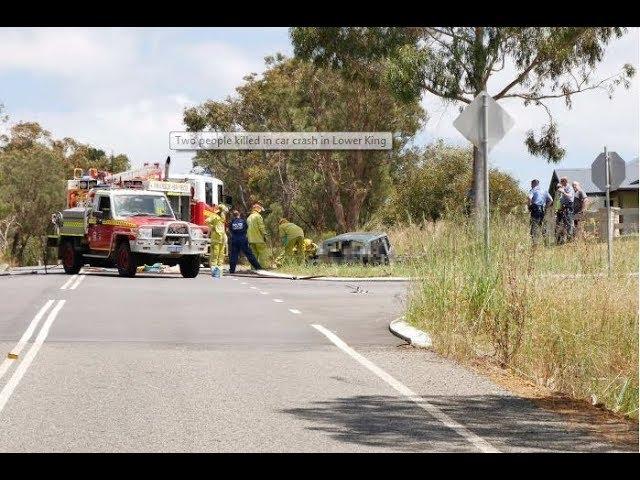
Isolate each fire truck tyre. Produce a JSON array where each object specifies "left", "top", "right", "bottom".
[
  {"left": 61, "top": 240, "right": 82, "bottom": 274},
  {"left": 116, "top": 241, "right": 138, "bottom": 277},
  {"left": 179, "top": 255, "right": 200, "bottom": 278}
]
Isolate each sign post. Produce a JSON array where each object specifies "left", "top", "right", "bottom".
[
  {"left": 591, "top": 149, "right": 626, "bottom": 275},
  {"left": 604, "top": 147, "right": 612, "bottom": 274},
  {"left": 454, "top": 91, "right": 514, "bottom": 262},
  {"left": 481, "top": 94, "right": 490, "bottom": 263}
]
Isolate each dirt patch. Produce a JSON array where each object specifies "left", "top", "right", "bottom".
[{"left": 468, "top": 358, "right": 639, "bottom": 450}]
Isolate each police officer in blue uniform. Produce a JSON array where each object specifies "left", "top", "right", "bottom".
[
  {"left": 229, "top": 210, "right": 262, "bottom": 273},
  {"left": 528, "top": 179, "right": 553, "bottom": 242}
]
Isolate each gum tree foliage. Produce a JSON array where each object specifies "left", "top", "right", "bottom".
[
  {"left": 290, "top": 27, "right": 635, "bottom": 219},
  {"left": 381, "top": 142, "right": 526, "bottom": 224},
  {"left": 184, "top": 55, "right": 425, "bottom": 233},
  {"left": 0, "top": 118, "right": 130, "bottom": 265}
]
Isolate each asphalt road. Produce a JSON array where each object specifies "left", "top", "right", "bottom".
[{"left": 0, "top": 269, "right": 631, "bottom": 452}]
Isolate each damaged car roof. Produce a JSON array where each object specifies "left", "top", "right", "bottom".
[{"left": 322, "top": 232, "right": 388, "bottom": 244}]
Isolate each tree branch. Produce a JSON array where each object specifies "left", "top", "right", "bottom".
[
  {"left": 493, "top": 53, "right": 543, "bottom": 100},
  {"left": 500, "top": 72, "right": 623, "bottom": 101},
  {"left": 422, "top": 82, "right": 472, "bottom": 103}
]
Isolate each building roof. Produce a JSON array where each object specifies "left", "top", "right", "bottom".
[{"left": 551, "top": 158, "right": 639, "bottom": 194}]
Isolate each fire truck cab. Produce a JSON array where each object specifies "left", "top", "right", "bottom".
[{"left": 167, "top": 172, "right": 228, "bottom": 226}]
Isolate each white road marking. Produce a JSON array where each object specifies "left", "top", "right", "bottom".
[
  {"left": 250, "top": 286, "right": 258, "bottom": 290},
  {"left": 289, "top": 309, "right": 301, "bottom": 314},
  {"left": 59, "top": 275, "right": 77, "bottom": 290},
  {"left": 0, "top": 300, "right": 66, "bottom": 415},
  {"left": 311, "top": 324, "right": 500, "bottom": 453},
  {"left": 260, "top": 291, "right": 268, "bottom": 295},
  {"left": 0, "top": 300, "right": 55, "bottom": 381},
  {"left": 241, "top": 282, "right": 248, "bottom": 285},
  {"left": 273, "top": 299, "right": 284, "bottom": 303},
  {"left": 69, "top": 274, "right": 86, "bottom": 290}
]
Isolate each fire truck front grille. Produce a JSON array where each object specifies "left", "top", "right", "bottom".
[{"left": 151, "top": 226, "right": 165, "bottom": 238}]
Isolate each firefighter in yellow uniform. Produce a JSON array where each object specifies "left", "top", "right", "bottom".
[
  {"left": 278, "top": 218, "right": 305, "bottom": 265},
  {"left": 247, "top": 203, "right": 269, "bottom": 269},
  {"left": 207, "top": 205, "right": 226, "bottom": 273},
  {"left": 219, "top": 204, "right": 229, "bottom": 260}
]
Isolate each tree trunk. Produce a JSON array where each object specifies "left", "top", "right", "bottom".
[
  {"left": 10, "top": 230, "right": 20, "bottom": 258},
  {"left": 319, "top": 153, "right": 348, "bottom": 233},
  {"left": 345, "top": 186, "right": 368, "bottom": 231}
]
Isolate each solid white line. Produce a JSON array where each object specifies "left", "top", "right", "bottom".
[
  {"left": 0, "top": 300, "right": 66, "bottom": 415},
  {"left": 273, "top": 299, "right": 284, "bottom": 303},
  {"left": 289, "top": 309, "right": 301, "bottom": 314},
  {"left": 0, "top": 300, "right": 55, "bottom": 381},
  {"left": 60, "top": 275, "right": 77, "bottom": 290},
  {"left": 311, "top": 324, "right": 500, "bottom": 453},
  {"left": 69, "top": 274, "right": 86, "bottom": 290}
]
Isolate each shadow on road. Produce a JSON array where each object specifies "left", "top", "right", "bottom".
[{"left": 282, "top": 394, "right": 632, "bottom": 452}]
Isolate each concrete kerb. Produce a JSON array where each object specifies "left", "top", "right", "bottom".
[
  {"left": 0, "top": 265, "right": 62, "bottom": 276},
  {"left": 389, "top": 317, "right": 433, "bottom": 349}
]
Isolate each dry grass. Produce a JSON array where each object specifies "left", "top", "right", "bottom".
[
  {"left": 275, "top": 217, "right": 638, "bottom": 418},
  {"left": 404, "top": 217, "right": 638, "bottom": 418}
]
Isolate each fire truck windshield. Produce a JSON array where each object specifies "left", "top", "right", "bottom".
[{"left": 113, "top": 194, "right": 175, "bottom": 219}]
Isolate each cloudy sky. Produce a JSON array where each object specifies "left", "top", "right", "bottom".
[{"left": 0, "top": 27, "right": 637, "bottom": 189}]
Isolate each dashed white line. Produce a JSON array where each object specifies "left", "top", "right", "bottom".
[
  {"left": 250, "top": 286, "right": 258, "bottom": 290},
  {"left": 260, "top": 291, "right": 268, "bottom": 295},
  {"left": 289, "top": 309, "right": 301, "bottom": 314},
  {"left": 0, "top": 300, "right": 66, "bottom": 415},
  {"left": 273, "top": 299, "right": 284, "bottom": 303},
  {"left": 0, "top": 300, "right": 55, "bottom": 381},
  {"left": 241, "top": 282, "right": 248, "bottom": 285},
  {"left": 310, "top": 324, "right": 500, "bottom": 453},
  {"left": 69, "top": 274, "right": 86, "bottom": 290},
  {"left": 59, "top": 275, "right": 77, "bottom": 290}
]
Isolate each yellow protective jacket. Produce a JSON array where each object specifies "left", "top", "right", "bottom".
[
  {"left": 278, "top": 222, "right": 304, "bottom": 245},
  {"left": 247, "top": 211, "right": 267, "bottom": 244},
  {"left": 207, "top": 212, "right": 225, "bottom": 244}
]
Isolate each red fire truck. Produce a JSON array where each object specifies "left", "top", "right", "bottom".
[
  {"left": 167, "top": 169, "right": 228, "bottom": 226},
  {"left": 49, "top": 162, "right": 211, "bottom": 278}
]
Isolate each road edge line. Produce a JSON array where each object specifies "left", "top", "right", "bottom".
[
  {"left": 0, "top": 300, "right": 66, "bottom": 415},
  {"left": 310, "top": 323, "right": 499, "bottom": 453},
  {"left": 69, "top": 274, "right": 86, "bottom": 290},
  {"left": 60, "top": 275, "right": 77, "bottom": 290},
  {"left": 0, "top": 300, "right": 55, "bottom": 381}
]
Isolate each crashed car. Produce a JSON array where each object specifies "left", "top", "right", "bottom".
[{"left": 317, "top": 232, "right": 393, "bottom": 265}]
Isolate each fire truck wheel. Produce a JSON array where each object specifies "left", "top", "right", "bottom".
[
  {"left": 61, "top": 240, "right": 82, "bottom": 274},
  {"left": 116, "top": 241, "right": 138, "bottom": 277},
  {"left": 179, "top": 255, "right": 200, "bottom": 278}
]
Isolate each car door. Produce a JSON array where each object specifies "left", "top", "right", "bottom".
[{"left": 88, "top": 194, "right": 114, "bottom": 252}]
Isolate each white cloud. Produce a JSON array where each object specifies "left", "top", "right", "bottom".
[
  {"left": 0, "top": 28, "right": 274, "bottom": 174},
  {"left": 0, "top": 28, "right": 136, "bottom": 79},
  {"left": 176, "top": 42, "right": 261, "bottom": 95}
]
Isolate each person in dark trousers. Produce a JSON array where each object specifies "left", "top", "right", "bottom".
[
  {"left": 527, "top": 179, "right": 553, "bottom": 243},
  {"left": 228, "top": 210, "right": 262, "bottom": 273},
  {"left": 555, "top": 176, "right": 575, "bottom": 244}
]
